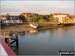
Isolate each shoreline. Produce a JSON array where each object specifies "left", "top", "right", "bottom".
[{"left": 0, "top": 23, "right": 75, "bottom": 32}]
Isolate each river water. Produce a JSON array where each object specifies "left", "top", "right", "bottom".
[{"left": 12, "top": 26, "right": 75, "bottom": 55}]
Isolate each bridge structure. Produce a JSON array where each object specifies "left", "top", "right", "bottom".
[
  {"left": 0, "top": 37, "right": 16, "bottom": 56},
  {"left": 0, "top": 31, "right": 18, "bottom": 47}
]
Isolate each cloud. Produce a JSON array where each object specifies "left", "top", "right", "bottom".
[{"left": 1, "top": 1, "right": 74, "bottom": 15}]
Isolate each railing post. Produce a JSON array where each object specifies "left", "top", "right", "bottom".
[
  {"left": 5, "top": 38, "right": 8, "bottom": 43},
  {"left": 15, "top": 33, "right": 18, "bottom": 41},
  {"left": 8, "top": 36, "right": 11, "bottom": 47}
]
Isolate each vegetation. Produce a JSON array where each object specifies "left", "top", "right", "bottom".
[
  {"left": 28, "top": 17, "right": 38, "bottom": 22},
  {"left": 19, "top": 14, "right": 27, "bottom": 22},
  {"left": 37, "top": 15, "right": 47, "bottom": 22},
  {"left": 19, "top": 14, "right": 55, "bottom": 23},
  {"left": 39, "top": 18, "right": 46, "bottom": 23},
  {"left": 49, "top": 14, "right": 55, "bottom": 22},
  {"left": 43, "top": 16, "right": 49, "bottom": 21},
  {"left": 38, "top": 15, "right": 44, "bottom": 20}
]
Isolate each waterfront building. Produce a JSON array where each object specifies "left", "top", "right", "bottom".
[
  {"left": 53, "top": 13, "right": 75, "bottom": 24},
  {"left": 4, "top": 16, "right": 22, "bottom": 24},
  {"left": 0, "top": 15, "right": 7, "bottom": 21},
  {"left": 0, "top": 14, "right": 22, "bottom": 24}
]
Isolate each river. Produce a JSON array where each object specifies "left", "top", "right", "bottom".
[{"left": 11, "top": 26, "right": 75, "bottom": 55}]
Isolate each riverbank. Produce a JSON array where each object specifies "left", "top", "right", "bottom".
[
  {"left": 37, "top": 23, "right": 75, "bottom": 29},
  {"left": 0, "top": 24, "right": 30, "bottom": 32},
  {"left": 0, "top": 23, "right": 75, "bottom": 32}
]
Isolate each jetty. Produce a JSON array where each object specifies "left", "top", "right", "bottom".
[{"left": 0, "top": 31, "right": 19, "bottom": 47}]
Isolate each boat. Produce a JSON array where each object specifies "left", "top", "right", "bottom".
[
  {"left": 29, "top": 24, "right": 38, "bottom": 29},
  {"left": 0, "top": 37, "right": 16, "bottom": 56}
]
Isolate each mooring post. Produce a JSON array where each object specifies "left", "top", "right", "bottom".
[
  {"left": 8, "top": 36, "right": 11, "bottom": 47},
  {"left": 16, "top": 38, "right": 19, "bottom": 49},
  {"left": 15, "top": 32, "right": 18, "bottom": 41},
  {"left": 16, "top": 34, "right": 18, "bottom": 40}
]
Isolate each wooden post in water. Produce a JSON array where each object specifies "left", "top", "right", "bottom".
[
  {"left": 15, "top": 34, "right": 18, "bottom": 41},
  {"left": 15, "top": 32, "right": 18, "bottom": 41}
]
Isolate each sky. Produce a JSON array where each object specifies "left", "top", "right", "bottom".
[{"left": 0, "top": 0, "right": 75, "bottom": 15}]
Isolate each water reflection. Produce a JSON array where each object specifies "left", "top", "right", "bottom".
[
  {"left": 0, "top": 26, "right": 75, "bottom": 55},
  {"left": 30, "top": 29, "right": 38, "bottom": 34},
  {"left": 14, "top": 26, "right": 75, "bottom": 55}
]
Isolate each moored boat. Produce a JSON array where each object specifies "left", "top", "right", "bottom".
[{"left": 29, "top": 23, "right": 38, "bottom": 29}]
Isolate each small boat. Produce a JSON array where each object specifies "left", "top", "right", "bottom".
[{"left": 29, "top": 24, "right": 38, "bottom": 29}]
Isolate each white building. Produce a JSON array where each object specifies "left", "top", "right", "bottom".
[{"left": 54, "top": 14, "right": 67, "bottom": 23}]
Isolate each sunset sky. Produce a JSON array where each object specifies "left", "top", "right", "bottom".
[{"left": 1, "top": 0, "right": 74, "bottom": 15}]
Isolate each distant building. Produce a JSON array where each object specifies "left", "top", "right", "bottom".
[
  {"left": 4, "top": 16, "right": 22, "bottom": 24},
  {"left": 22, "top": 12, "right": 38, "bottom": 20},
  {"left": 53, "top": 13, "right": 75, "bottom": 24},
  {"left": 0, "top": 15, "right": 7, "bottom": 21},
  {"left": 0, "top": 14, "right": 22, "bottom": 24}
]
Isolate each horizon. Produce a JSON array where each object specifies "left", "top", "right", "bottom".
[
  {"left": 1, "top": 1, "right": 74, "bottom": 15},
  {"left": 1, "top": 12, "right": 75, "bottom": 16}
]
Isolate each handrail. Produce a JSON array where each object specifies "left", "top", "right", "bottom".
[{"left": 0, "top": 37, "right": 16, "bottom": 56}]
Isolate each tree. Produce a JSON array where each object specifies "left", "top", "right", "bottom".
[
  {"left": 18, "top": 14, "right": 26, "bottom": 22},
  {"left": 28, "top": 17, "right": 38, "bottom": 22},
  {"left": 39, "top": 19, "right": 46, "bottom": 23},
  {"left": 38, "top": 15, "right": 43, "bottom": 20},
  {"left": 49, "top": 14, "right": 55, "bottom": 22},
  {"left": 28, "top": 17, "right": 33, "bottom": 22},
  {"left": 43, "top": 15, "right": 49, "bottom": 21}
]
